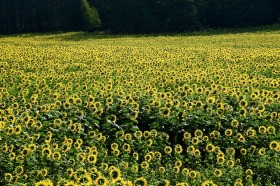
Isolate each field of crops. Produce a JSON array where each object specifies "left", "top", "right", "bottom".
[{"left": 0, "top": 30, "right": 280, "bottom": 186}]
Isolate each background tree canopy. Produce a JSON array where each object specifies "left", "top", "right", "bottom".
[{"left": 0, "top": 0, "right": 279, "bottom": 34}]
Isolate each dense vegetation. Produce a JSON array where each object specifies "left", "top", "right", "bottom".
[
  {"left": 0, "top": 29, "right": 279, "bottom": 185},
  {"left": 0, "top": 0, "right": 279, "bottom": 34}
]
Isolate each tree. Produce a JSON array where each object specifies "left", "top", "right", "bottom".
[{"left": 80, "top": 0, "right": 101, "bottom": 31}]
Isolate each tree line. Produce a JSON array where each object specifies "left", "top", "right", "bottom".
[{"left": 0, "top": 0, "right": 279, "bottom": 34}]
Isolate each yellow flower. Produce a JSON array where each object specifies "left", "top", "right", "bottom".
[
  {"left": 258, "top": 148, "right": 266, "bottom": 156},
  {"left": 267, "top": 126, "right": 276, "bottom": 134},
  {"left": 145, "top": 154, "right": 153, "bottom": 162},
  {"left": 206, "top": 143, "right": 215, "bottom": 153},
  {"left": 144, "top": 138, "right": 152, "bottom": 146},
  {"left": 134, "top": 131, "right": 143, "bottom": 139},
  {"left": 189, "top": 170, "right": 197, "bottom": 179},
  {"left": 214, "top": 169, "right": 222, "bottom": 177},
  {"left": 134, "top": 177, "right": 147, "bottom": 186},
  {"left": 227, "top": 159, "right": 235, "bottom": 168},
  {"left": 183, "top": 132, "right": 192, "bottom": 140},
  {"left": 131, "top": 165, "right": 139, "bottom": 173},
  {"left": 174, "top": 144, "right": 183, "bottom": 154},
  {"left": 269, "top": 141, "right": 279, "bottom": 150},
  {"left": 175, "top": 160, "right": 182, "bottom": 167},
  {"left": 95, "top": 176, "right": 108, "bottom": 186},
  {"left": 187, "top": 146, "right": 195, "bottom": 154},
  {"left": 143, "top": 131, "right": 151, "bottom": 138},
  {"left": 42, "top": 148, "right": 52, "bottom": 158},
  {"left": 4, "top": 173, "right": 13, "bottom": 182},
  {"left": 191, "top": 137, "right": 200, "bottom": 145},
  {"left": 87, "top": 154, "right": 97, "bottom": 164},
  {"left": 240, "top": 148, "right": 247, "bottom": 155},
  {"left": 14, "top": 124, "right": 22, "bottom": 135},
  {"left": 231, "top": 119, "right": 239, "bottom": 128},
  {"left": 202, "top": 180, "right": 217, "bottom": 186},
  {"left": 224, "top": 129, "right": 233, "bottom": 137},
  {"left": 194, "top": 149, "right": 201, "bottom": 157},
  {"left": 109, "top": 168, "right": 121, "bottom": 181},
  {"left": 258, "top": 126, "right": 267, "bottom": 134},
  {"left": 111, "top": 143, "right": 119, "bottom": 150},
  {"left": 141, "top": 161, "right": 149, "bottom": 169},
  {"left": 9, "top": 152, "right": 16, "bottom": 160},
  {"left": 217, "top": 156, "right": 225, "bottom": 164},
  {"left": 164, "top": 146, "right": 172, "bottom": 155},
  {"left": 124, "top": 133, "right": 132, "bottom": 141},
  {"left": 245, "top": 169, "right": 253, "bottom": 175},
  {"left": 41, "top": 169, "right": 48, "bottom": 177}
]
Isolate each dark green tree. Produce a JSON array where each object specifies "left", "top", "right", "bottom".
[{"left": 80, "top": 0, "right": 101, "bottom": 31}]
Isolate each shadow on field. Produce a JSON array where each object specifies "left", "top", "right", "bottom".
[
  {"left": 2, "top": 24, "right": 278, "bottom": 40},
  {"left": 53, "top": 24, "right": 280, "bottom": 41}
]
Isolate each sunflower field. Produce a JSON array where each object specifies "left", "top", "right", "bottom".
[{"left": 0, "top": 31, "right": 280, "bottom": 186}]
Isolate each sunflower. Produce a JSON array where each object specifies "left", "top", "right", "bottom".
[
  {"left": 109, "top": 168, "right": 121, "bottom": 181},
  {"left": 131, "top": 165, "right": 139, "bottom": 173},
  {"left": 246, "top": 128, "right": 256, "bottom": 138},
  {"left": 194, "top": 149, "right": 201, "bottom": 157},
  {"left": 258, "top": 148, "right": 266, "bottom": 156},
  {"left": 217, "top": 157, "right": 225, "bottom": 165},
  {"left": 42, "top": 148, "right": 52, "bottom": 158},
  {"left": 224, "top": 129, "right": 233, "bottom": 137},
  {"left": 245, "top": 169, "right": 253, "bottom": 175},
  {"left": 9, "top": 152, "right": 16, "bottom": 160},
  {"left": 14, "top": 124, "right": 22, "bottom": 135},
  {"left": 187, "top": 145, "right": 195, "bottom": 154},
  {"left": 189, "top": 170, "right": 197, "bottom": 179},
  {"left": 132, "top": 152, "right": 139, "bottom": 160},
  {"left": 191, "top": 137, "right": 200, "bottom": 145},
  {"left": 86, "top": 154, "right": 96, "bottom": 164},
  {"left": 267, "top": 126, "right": 276, "bottom": 134},
  {"left": 95, "top": 176, "right": 108, "bottom": 186},
  {"left": 141, "top": 161, "right": 149, "bottom": 170},
  {"left": 147, "top": 139, "right": 153, "bottom": 147},
  {"left": 134, "top": 177, "right": 147, "bottom": 186},
  {"left": 4, "top": 173, "right": 13, "bottom": 182},
  {"left": 203, "top": 135, "right": 209, "bottom": 141},
  {"left": 52, "top": 151, "right": 61, "bottom": 161},
  {"left": 19, "top": 146, "right": 29, "bottom": 157},
  {"left": 239, "top": 107, "right": 247, "bottom": 117},
  {"left": 231, "top": 119, "right": 239, "bottom": 128},
  {"left": 164, "top": 146, "right": 172, "bottom": 155},
  {"left": 206, "top": 143, "right": 215, "bottom": 153},
  {"left": 174, "top": 144, "right": 183, "bottom": 154},
  {"left": 111, "top": 143, "right": 119, "bottom": 150},
  {"left": 134, "top": 131, "right": 143, "bottom": 139},
  {"left": 240, "top": 148, "right": 247, "bottom": 156},
  {"left": 258, "top": 126, "right": 266, "bottom": 134},
  {"left": 41, "top": 169, "right": 48, "bottom": 177},
  {"left": 194, "top": 129, "right": 203, "bottom": 137},
  {"left": 112, "top": 149, "right": 120, "bottom": 156},
  {"left": 100, "top": 163, "right": 108, "bottom": 171},
  {"left": 183, "top": 132, "right": 192, "bottom": 140},
  {"left": 269, "top": 141, "right": 278, "bottom": 150},
  {"left": 227, "top": 159, "right": 235, "bottom": 168},
  {"left": 144, "top": 154, "right": 152, "bottom": 162},
  {"left": 214, "top": 169, "right": 222, "bottom": 177},
  {"left": 124, "top": 133, "right": 132, "bottom": 141},
  {"left": 143, "top": 131, "right": 151, "bottom": 138},
  {"left": 160, "top": 107, "right": 171, "bottom": 117}
]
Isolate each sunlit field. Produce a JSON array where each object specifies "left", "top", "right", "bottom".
[{"left": 0, "top": 29, "right": 280, "bottom": 186}]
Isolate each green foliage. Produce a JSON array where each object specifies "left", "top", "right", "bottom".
[{"left": 80, "top": 0, "right": 101, "bottom": 31}]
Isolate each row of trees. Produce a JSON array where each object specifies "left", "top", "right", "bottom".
[{"left": 0, "top": 0, "right": 279, "bottom": 34}]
